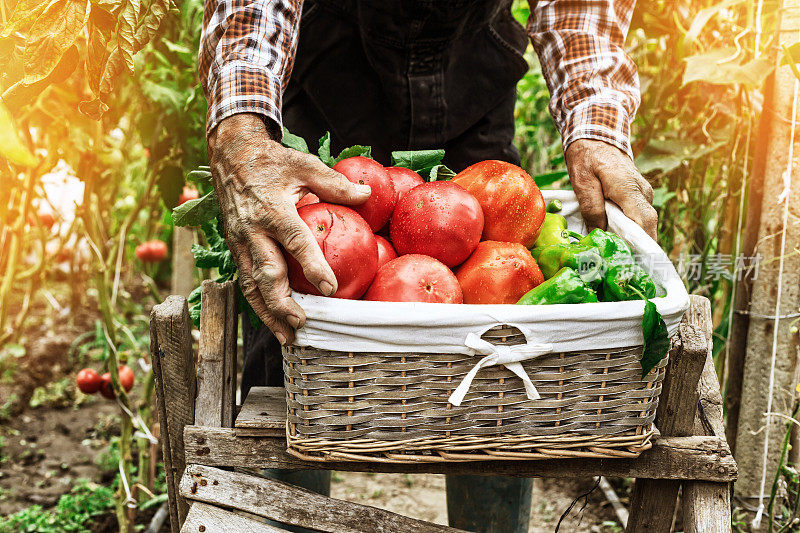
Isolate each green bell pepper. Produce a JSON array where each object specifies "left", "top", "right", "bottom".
[
  {"left": 517, "top": 267, "right": 598, "bottom": 305},
  {"left": 534, "top": 243, "right": 603, "bottom": 286},
  {"left": 533, "top": 213, "right": 570, "bottom": 249}
]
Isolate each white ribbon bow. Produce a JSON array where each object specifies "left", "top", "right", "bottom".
[{"left": 448, "top": 332, "right": 552, "bottom": 406}]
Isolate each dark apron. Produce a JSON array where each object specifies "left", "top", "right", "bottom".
[{"left": 246, "top": 4, "right": 533, "bottom": 531}]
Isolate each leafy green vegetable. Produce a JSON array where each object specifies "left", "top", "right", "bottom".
[
  {"left": 282, "top": 127, "right": 309, "bottom": 153},
  {"left": 390, "top": 149, "right": 445, "bottom": 176},
  {"left": 533, "top": 170, "right": 568, "bottom": 188},
  {"left": 640, "top": 299, "right": 670, "bottom": 379},
  {"left": 172, "top": 190, "right": 220, "bottom": 227},
  {"left": 333, "top": 145, "right": 371, "bottom": 164},
  {"left": 318, "top": 132, "right": 333, "bottom": 166},
  {"left": 429, "top": 164, "right": 455, "bottom": 181}
]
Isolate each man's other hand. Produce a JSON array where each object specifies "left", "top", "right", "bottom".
[
  {"left": 565, "top": 139, "right": 657, "bottom": 239},
  {"left": 208, "top": 113, "right": 371, "bottom": 345}
]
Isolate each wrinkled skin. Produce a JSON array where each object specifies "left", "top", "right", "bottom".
[
  {"left": 565, "top": 139, "right": 657, "bottom": 238},
  {"left": 208, "top": 113, "right": 371, "bottom": 345}
]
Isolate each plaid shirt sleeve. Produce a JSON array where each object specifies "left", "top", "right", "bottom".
[
  {"left": 527, "top": 0, "right": 640, "bottom": 158},
  {"left": 199, "top": 0, "right": 302, "bottom": 137}
]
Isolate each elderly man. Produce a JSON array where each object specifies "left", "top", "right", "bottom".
[{"left": 200, "top": 1, "right": 654, "bottom": 531}]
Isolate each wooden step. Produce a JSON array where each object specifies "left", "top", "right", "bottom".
[{"left": 234, "top": 387, "right": 285, "bottom": 436}]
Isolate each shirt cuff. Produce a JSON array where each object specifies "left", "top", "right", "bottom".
[
  {"left": 561, "top": 100, "right": 633, "bottom": 159},
  {"left": 205, "top": 60, "right": 284, "bottom": 138}
]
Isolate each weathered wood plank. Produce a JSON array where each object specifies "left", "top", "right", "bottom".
[
  {"left": 180, "top": 465, "right": 463, "bottom": 533},
  {"left": 234, "top": 386, "right": 286, "bottom": 435},
  {"left": 627, "top": 295, "right": 712, "bottom": 533},
  {"left": 181, "top": 502, "right": 287, "bottom": 533},
  {"left": 196, "top": 280, "right": 237, "bottom": 428},
  {"left": 683, "top": 482, "right": 731, "bottom": 533},
  {"left": 183, "top": 427, "right": 736, "bottom": 481},
  {"left": 151, "top": 296, "right": 196, "bottom": 532}
]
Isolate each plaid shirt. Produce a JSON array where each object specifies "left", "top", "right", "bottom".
[{"left": 200, "top": 0, "right": 640, "bottom": 157}]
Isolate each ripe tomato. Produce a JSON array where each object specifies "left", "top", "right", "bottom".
[
  {"left": 99, "top": 373, "right": 115, "bottom": 399},
  {"left": 374, "top": 235, "right": 397, "bottom": 269},
  {"left": 135, "top": 240, "right": 168, "bottom": 262},
  {"left": 452, "top": 160, "right": 546, "bottom": 248},
  {"left": 390, "top": 181, "right": 483, "bottom": 267},
  {"left": 364, "top": 254, "right": 463, "bottom": 303},
  {"left": 178, "top": 186, "right": 199, "bottom": 205},
  {"left": 333, "top": 157, "right": 397, "bottom": 232},
  {"left": 285, "top": 203, "right": 378, "bottom": 299},
  {"left": 37, "top": 210, "right": 55, "bottom": 230},
  {"left": 76, "top": 368, "right": 102, "bottom": 394},
  {"left": 118, "top": 365, "right": 134, "bottom": 392},
  {"left": 386, "top": 167, "right": 424, "bottom": 200},
  {"left": 456, "top": 241, "right": 544, "bottom": 304},
  {"left": 296, "top": 193, "right": 319, "bottom": 209}
]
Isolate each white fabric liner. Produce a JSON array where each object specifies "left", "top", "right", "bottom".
[{"left": 294, "top": 190, "right": 690, "bottom": 356}]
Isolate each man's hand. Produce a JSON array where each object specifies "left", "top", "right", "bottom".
[
  {"left": 565, "top": 139, "right": 657, "bottom": 239},
  {"left": 208, "top": 113, "right": 371, "bottom": 345}
]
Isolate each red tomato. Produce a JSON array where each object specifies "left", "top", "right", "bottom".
[
  {"left": 285, "top": 203, "right": 378, "bottom": 299},
  {"left": 390, "top": 181, "right": 483, "bottom": 267},
  {"left": 386, "top": 167, "right": 424, "bottom": 200},
  {"left": 178, "top": 186, "right": 199, "bottom": 205},
  {"left": 118, "top": 365, "right": 134, "bottom": 392},
  {"left": 135, "top": 240, "right": 168, "bottom": 262},
  {"left": 452, "top": 160, "right": 546, "bottom": 248},
  {"left": 76, "top": 368, "right": 102, "bottom": 394},
  {"left": 374, "top": 235, "right": 397, "bottom": 269},
  {"left": 364, "top": 254, "right": 463, "bottom": 303},
  {"left": 296, "top": 193, "right": 319, "bottom": 209},
  {"left": 332, "top": 157, "right": 397, "bottom": 232},
  {"left": 99, "top": 373, "right": 115, "bottom": 399},
  {"left": 456, "top": 241, "right": 544, "bottom": 304},
  {"left": 37, "top": 211, "right": 55, "bottom": 230}
]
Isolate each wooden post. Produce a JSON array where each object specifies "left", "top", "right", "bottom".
[
  {"left": 732, "top": 0, "right": 800, "bottom": 504},
  {"left": 151, "top": 296, "right": 196, "bottom": 532},
  {"left": 626, "top": 296, "right": 712, "bottom": 533},
  {"left": 195, "top": 280, "right": 238, "bottom": 428},
  {"left": 171, "top": 227, "right": 196, "bottom": 297}
]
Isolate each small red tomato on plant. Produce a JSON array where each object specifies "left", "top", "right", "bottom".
[
  {"left": 390, "top": 181, "right": 483, "bottom": 267},
  {"left": 296, "top": 193, "right": 320, "bottom": 209},
  {"left": 456, "top": 241, "right": 544, "bottom": 304},
  {"left": 285, "top": 203, "right": 378, "bottom": 299},
  {"left": 364, "top": 254, "right": 463, "bottom": 303},
  {"left": 135, "top": 240, "right": 168, "bottom": 262},
  {"left": 385, "top": 167, "right": 424, "bottom": 200},
  {"left": 37, "top": 210, "right": 55, "bottom": 230},
  {"left": 178, "top": 186, "right": 200, "bottom": 205},
  {"left": 374, "top": 235, "right": 397, "bottom": 269},
  {"left": 332, "top": 156, "right": 397, "bottom": 232},
  {"left": 118, "top": 365, "right": 134, "bottom": 392},
  {"left": 452, "top": 160, "right": 546, "bottom": 247},
  {"left": 76, "top": 368, "right": 102, "bottom": 394},
  {"left": 99, "top": 373, "right": 115, "bottom": 399}
]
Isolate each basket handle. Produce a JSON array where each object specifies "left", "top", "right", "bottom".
[{"left": 447, "top": 331, "right": 552, "bottom": 406}]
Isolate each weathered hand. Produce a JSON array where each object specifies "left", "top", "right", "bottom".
[
  {"left": 207, "top": 113, "right": 371, "bottom": 345},
  {"left": 565, "top": 139, "right": 657, "bottom": 239}
]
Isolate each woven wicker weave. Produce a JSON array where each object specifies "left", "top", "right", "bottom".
[{"left": 284, "top": 326, "right": 668, "bottom": 462}]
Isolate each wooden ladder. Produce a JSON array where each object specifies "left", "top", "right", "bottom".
[{"left": 150, "top": 280, "right": 736, "bottom": 533}]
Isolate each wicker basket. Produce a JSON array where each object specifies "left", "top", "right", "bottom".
[{"left": 284, "top": 325, "right": 668, "bottom": 463}]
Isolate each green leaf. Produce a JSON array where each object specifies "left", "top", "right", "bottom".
[
  {"left": 651, "top": 186, "right": 677, "bottom": 209},
  {"left": 133, "top": 0, "right": 174, "bottom": 53},
  {"left": 141, "top": 79, "right": 183, "bottom": 112},
  {"left": 282, "top": 127, "right": 309, "bottom": 153},
  {"left": 186, "top": 169, "right": 212, "bottom": 184},
  {"left": 1, "top": 0, "right": 51, "bottom": 38},
  {"left": 2, "top": 44, "right": 79, "bottom": 108},
  {"left": 157, "top": 164, "right": 183, "bottom": 208},
  {"left": 187, "top": 285, "right": 202, "bottom": 327},
  {"left": 781, "top": 43, "right": 800, "bottom": 66},
  {"left": 683, "top": 0, "right": 745, "bottom": 51},
  {"left": 428, "top": 164, "right": 455, "bottom": 181},
  {"left": 390, "top": 149, "right": 445, "bottom": 173},
  {"left": 682, "top": 48, "right": 773, "bottom": 88},
  {"left": 22, "top": 0, "right": 89, "bottom": 84},
  {"left": 317, "top": 132, "right": 333, "bottom": 166},
  {"left": 0, "top": 99, "right": 37, "bottom": 166},
  {"left": 172, "top": 190, "right": 220, "bottom": 227},
  {"left": 237, "top": 284, "right": 262, "bottom": 330},
  {"left": 191, "top": 244, "right": 235, "bottom": 275},
  {"left": 641, "top": 300, "right": 670, "bottom": 379},
  {"left": 533, "top": 170, "right": 568, "bottom": 188},
  {"left": 333, "top": 145, "right": 371, "bottom": 164}
]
